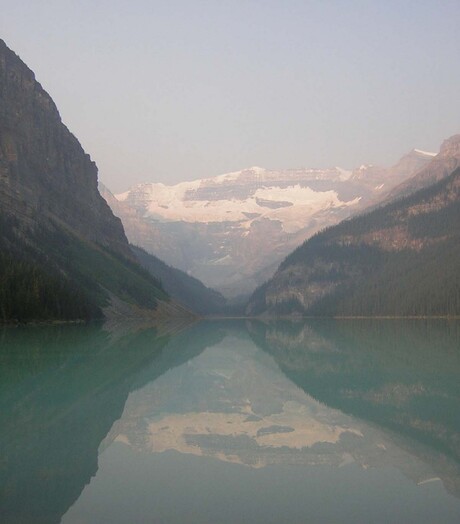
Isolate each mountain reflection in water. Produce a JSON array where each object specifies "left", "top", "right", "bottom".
[
  {"left": 0, "top": 321, "right": 214, "bottom": 524},
  {"left": 1, "top": 319, "right": 460, "bottom": 523},
  {"left": 248, "top": 320, "right": 460, "bottom": 496}
]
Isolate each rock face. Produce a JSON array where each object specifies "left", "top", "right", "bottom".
[
  {"left": 0, "top": 39, "right": 131, "bottom": 259},
  {"left": 107, "top": 152, "right": 432, "bottom": 298},
  {"left": 0, "top": 39, "right": 174, "bottom": 321},
  {"left": 385, "top": 136, "right": 460, "bottom": 202},
  {"left": 246, "top": 164, "right": 460, "bottom": 317}
]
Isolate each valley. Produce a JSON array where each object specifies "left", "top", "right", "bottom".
[
  {"left": 1, "top": 36, "right": 459, "bottom": 322},
  {"left": 1, "top": 5, "right": 460, "bottom": 523},
  {"left": 102, "top": 150, "right": 433, "bottom": 298}
]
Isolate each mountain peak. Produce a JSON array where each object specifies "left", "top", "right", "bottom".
[{"left": 439, "top": 134, "right": 460, "bottom": 157}]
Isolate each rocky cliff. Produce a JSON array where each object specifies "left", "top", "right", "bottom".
[
  {"left": 0, "top": 39, "right": 131, "bottom": 258},
  {"left": 0, "top": 39, "right": 176, "bottom": 321}
]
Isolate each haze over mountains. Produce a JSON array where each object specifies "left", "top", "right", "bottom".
[
  {"left": 1, "top": 36, "right": 459, "bottom": 321},
  {"left": 247, "top": 139, "right": 460, "bottom": 317},
  {"left": 103, "top": 149, "right": 433, "bottom": 298}
]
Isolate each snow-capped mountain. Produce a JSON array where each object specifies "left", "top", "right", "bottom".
[
  {"left": 117, "top": 166, "right": 361, "bottom": 233},
  {"left": 104, "top": 149, "right": 434, "bottom": 298}
]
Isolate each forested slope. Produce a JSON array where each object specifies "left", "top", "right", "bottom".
[
  {"left": 131, "top": 245, "right": 227, "bottom": 316},
  {"left": 247, "top": 168, "right": 460, "bottom": 317}
]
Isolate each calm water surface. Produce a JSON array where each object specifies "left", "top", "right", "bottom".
[{"left": 1, "top": 319, "right": 460, "bottom": 523}]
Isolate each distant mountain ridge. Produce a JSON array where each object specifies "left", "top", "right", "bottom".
[
  {"left": 247, "top": 163, "right": 460, "bottom": 317},
  {"left": 106, "top": 150, "right": 433, "bottom": 297}
]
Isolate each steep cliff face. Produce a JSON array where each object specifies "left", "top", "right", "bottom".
[
  {"left": 0, "top": 39, "right": 174, "bottom": 321},
  {"left": 0, "top": 39, "right": 131, "bottom": 258},
  {"left": 247, "top": 166, "right": 460, "bottom": 317}
]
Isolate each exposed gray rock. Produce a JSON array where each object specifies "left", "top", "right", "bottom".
[{"left": 0, "top": 38, "right": 132, "bottom": 259}]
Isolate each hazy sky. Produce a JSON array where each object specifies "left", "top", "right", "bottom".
[{"left": 2, "top": 1, "right": 460, "bottom": 192}]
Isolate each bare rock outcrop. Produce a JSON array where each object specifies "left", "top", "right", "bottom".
[{"left": 0, "top": 39, "right": 132, "bottom": 259}]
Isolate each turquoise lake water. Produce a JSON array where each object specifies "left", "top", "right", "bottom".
[{"left": 1, "top": 319, "right": 460, "bottom": 523}]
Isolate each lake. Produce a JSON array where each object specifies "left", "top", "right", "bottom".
[{"left": 1, "top": 319, "right": 460, "bottom": 523}]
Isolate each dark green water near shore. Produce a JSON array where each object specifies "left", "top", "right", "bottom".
[{"left": 1, "top": 319, "right": 460, "bottom": 523}]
